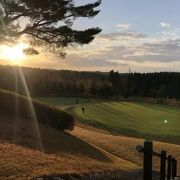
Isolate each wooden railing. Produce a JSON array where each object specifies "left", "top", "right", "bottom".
[{"left": 136, "top": 141, "right": 179, "bottom": 180}]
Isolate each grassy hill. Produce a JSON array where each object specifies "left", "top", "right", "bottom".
[
  {"left": 72, "top": 125, "right": 180, "bottom": 175},
  {"left": 0, "top": 90, "right": 137, "bottom": 178},
  {"left": 0, "top": 92, "right": 179, "bottom": 178},
  {"left": 0, "top": 89, "right": 74, "bottom": 131},
  {"left": 66, "top": 101, "right": 180, "bottom": 144},
  {"left": 38, "top": 97, "right": 180, "bottom": 175},
  {"left": 0, "top": 115, "right": 137, "bottom": 179}
]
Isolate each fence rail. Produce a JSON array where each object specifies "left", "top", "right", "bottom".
[{"left": 136, "top": 141, "right": 179, "bottom": 180}]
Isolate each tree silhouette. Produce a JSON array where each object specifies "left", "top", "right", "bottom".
[{"left": 0, "top": 0, "right": 101, "bottom": 56}]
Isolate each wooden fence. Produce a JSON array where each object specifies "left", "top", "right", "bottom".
[{"left": 136, "top": 141, "right": 179, "bottom": 180}]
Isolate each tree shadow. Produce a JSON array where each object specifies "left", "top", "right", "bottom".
[{"left": 0, "top": 114, "right": 111, "bottom": 163}]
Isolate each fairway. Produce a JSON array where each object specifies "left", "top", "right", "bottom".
[
  {"left": 38, "top": 97, "right": 90, "bottom": 106},
  {"left": 67, "top": 101, "right": 180, "bottom": 144}
]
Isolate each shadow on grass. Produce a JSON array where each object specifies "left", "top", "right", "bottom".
[
  {"left": 32, "top": 169, "right": 161, "bottom": 180},
  {"left": 0, "top": 114, "right": 111, "bottom": 163},
  {"left": 77, "top": 116, "right": 180, "bottom": 145}
]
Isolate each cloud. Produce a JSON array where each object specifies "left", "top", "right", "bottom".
[
  {"left": 122, "top": 38, "right": 180, "bottom": 63},
  {"left": 116, "top": 23, "right": 131, "bottom": 30},
  {"left": 99, "top": 32, "right": 146, "bottom": 40},
  {"left": 161, "top": 31, "right": 176, "bottom": 37},
  {"left": 66, "top": 33, "right": 180, "bottom": 66},
  {"left": 46, "top": 33, "right": 180, "bottom": 67},
  {"left": 65, "top": 58, "right": 119, "bottom": 68},
  {"left": 160, "top": 22, "right": 171, "bottom": 28},
  {"left": 9, "top": 30, "right": 180, "bottom": 72}
]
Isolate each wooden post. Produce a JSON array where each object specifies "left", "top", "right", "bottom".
[
  {"left": 144, "top": 141, "right": 153, "bottom": 180},
  {"left": 160, "top": 150, "right": 167, "bottom": 180},
  {"left": 172, "top": 158, "right": 177, "bottom": 179},
  {"left": 167, "top": 155, "right": 172, "bottom": 180},
  {"left": 175, "top": 159, "right": 177, "bottom": 178}
]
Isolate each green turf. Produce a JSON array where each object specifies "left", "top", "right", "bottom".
[
  {"left": 37, "top": 97, "right": 180, "bottom": 144},
  {"left": 66, "top": 101, "right": 180, "bottom": 144},
  {"left": 38, "top": 97, "right": 90, "bottom": 106}
]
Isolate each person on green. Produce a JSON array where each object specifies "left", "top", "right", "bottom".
[{"left": 81, "top": 107, "right": 85, "bottom": 114}]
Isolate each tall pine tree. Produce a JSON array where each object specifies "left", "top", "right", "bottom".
[{"left": 0, "top": 0, "right": 101, "bottom": 56}]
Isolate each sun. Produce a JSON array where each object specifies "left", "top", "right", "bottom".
[{"left": 1, "top": 43, "right": 27, "bottom": 64}]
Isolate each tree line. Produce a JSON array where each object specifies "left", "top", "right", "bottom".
[
  {"left": 0, "top": 65, "right": 180, "bottom": 99},
  {"left": 126, "top": 72, "right": 180, "bottom": 99}
]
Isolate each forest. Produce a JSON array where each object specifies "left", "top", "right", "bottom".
[{"left": 0, "top": 65, "right": 180, "bottom": 99}]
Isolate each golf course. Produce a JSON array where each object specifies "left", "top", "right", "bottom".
[{"left": 39, "top": 98, "right": 180, "bottom": 145}]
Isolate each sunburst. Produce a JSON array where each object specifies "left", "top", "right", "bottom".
[{"left": 1, "top": 43, "right": 28, "bottom": 64}]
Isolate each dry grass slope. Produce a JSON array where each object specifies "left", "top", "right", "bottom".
[
  {"left": 0, "top": 89, "right": 74, "bottom": 131},
  {"left": 72, "top": 125, "right": 180, "bottom": 175},
  {"left": 0, "top": 115, "right": 136, "bottom": 179}
]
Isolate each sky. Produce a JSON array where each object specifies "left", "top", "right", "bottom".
[{"left": 1, "top": 0, "right": 180, "bottom": 72}]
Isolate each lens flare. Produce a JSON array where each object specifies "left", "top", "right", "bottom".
[
  {"left": 164, "top": 120, "right": 168, "bottom": 123},
  {"left": 1, "top": 44, "right": 27, "bottom": 64}
]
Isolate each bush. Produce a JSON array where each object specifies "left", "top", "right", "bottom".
[{"left": 0, "top": 89, "right": 75, "bottom": 131}]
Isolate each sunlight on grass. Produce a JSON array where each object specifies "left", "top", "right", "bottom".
[
  {"left": 13, "top": 68, "right": 19, "bottom": 143},
  {"left": 0, "top": 11, "right": 44, "bottom": 161},
  {"left": 68, "top": 101, "right": 180, "bottom": 144}
]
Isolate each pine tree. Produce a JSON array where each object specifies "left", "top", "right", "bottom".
[{"left": 0, "top": 0, "right": 101, "bottom": 56}]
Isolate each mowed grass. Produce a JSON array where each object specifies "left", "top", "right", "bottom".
[
  {"left": 67, "top": 101, "right": 180, "bottom": 144},
  {"left": 38, "top": 97, "right": 90, "bottom": 106}
]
